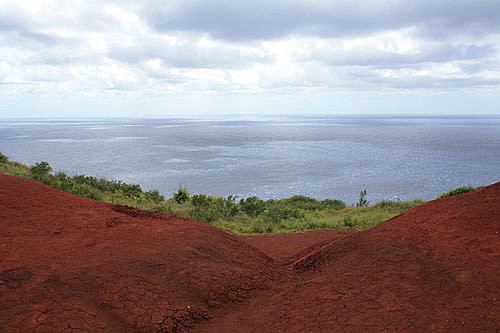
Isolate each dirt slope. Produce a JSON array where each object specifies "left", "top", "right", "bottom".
[
  {"left": 1, "top": 174, "right": 499, "bottom": 332},
  {"left": 0, "top": 175, "right": 275, "bottom": 332},
  {"left": 197, "top": 184, "right": 500, "bottom": 332},
  {"left": 242, "top": 229, "right": 352, "bottom": 261}
]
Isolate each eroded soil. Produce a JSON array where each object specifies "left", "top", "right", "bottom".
[{"left": 1, "top": 174, "right": 499, "bottom": 332}]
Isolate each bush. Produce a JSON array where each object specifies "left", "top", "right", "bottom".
[
  {"left": 239, "top": 196, "right": 266, "bottom": 217},
  {"left": 278, "top": 195, "right": 320, "bottom": 211},
  {"left": 343, "top": 216, "right": 354, "bottom": 227},
  {"left": 0, "top": 152, "right": 9, "bottom": 163},
  {"left": 173, "top": 185, "right": 190, "bottom": 204},
  {"left": 264, "top": 205, "right": 304, "bottom": 224},
  {"left": 320, "top": 199, "right": 346, "bottom": 210},
  {"left": 190, "top": 194, "right": 239, "bottom": 222},
  {"left": 30, "top": 161, "right": 52, "bottom": 178},
  {"left": 191, "top": 194, "right": 213, "bottom": 207},
  {"left": 122, "top": 183, "right": 143, "bottom": 199},
  {"left": 251, "top": 224, "right": 264, "bottom": 233},
  {"left": 144, "top": 190, "right": 164, "bottom": 203},
  {"left": 190, "top": 206, "right": 219, "bottom": 223},
  {"left": 215, "top": 195, "right": 239, "bottom": 219}
]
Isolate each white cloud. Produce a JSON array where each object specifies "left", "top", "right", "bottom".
[{"left": 0, "top": 0, "right": 499, "bottom": 117}]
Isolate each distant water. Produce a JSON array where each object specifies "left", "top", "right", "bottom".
[{"left": 1, "top": 115, "right": 499, "bottom": 204}]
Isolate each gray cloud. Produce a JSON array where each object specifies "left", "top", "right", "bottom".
[
  {"left": 412, "top": 1, "right": 500, "bottom": 39},
  {"left": 0, "top": 19, "right": 18, "bottom": 32},
  {"left": 311, "top": 43, "right": 497, "bottom": 68},
  {"left": 148, "top": 0, "right": 390, "bottom": 41},
  {"left": 149, "top": 0, "right": 315, "bottom": 41},
  {"left": 147, "top": 0, "right": 500, "bottom": 41},
  {"left": 3, "top": 30, "right": 63, "bottom": 47}
]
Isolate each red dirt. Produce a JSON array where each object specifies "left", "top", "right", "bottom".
[
  {"left": 242, "top": 229, "right": 353, "bottom": 261},
  {"left": 1, "top": 174, "right": 499, "bottom": 332},
  {"left": 0, "top": 175, "right": 275, "bottom": 332}
]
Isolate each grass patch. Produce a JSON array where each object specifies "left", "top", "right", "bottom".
[{"left": 436, "top": 186, "right": 483, "bottom": 199}]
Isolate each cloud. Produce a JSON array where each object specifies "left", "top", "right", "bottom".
[
  {"left": 310, "top": 41, "right": 497, "bottom": 68},
  {"left": 107, "top": 34, "right": 272, "bottom": 69},
  {"left": 146, "top": 0, "right": 500, "bottom": 41},
  {"left": 409, "top": 1, "right": 500, "bottom": 39},
  {"left": 1, "top": 0, "right": 500, "bottom": 117},
  {"left": 147, "top": 0, "right": 395, "bottom": 41}
]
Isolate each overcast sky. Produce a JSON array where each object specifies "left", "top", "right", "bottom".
[{"left": 1, "top": 0, "right": 500, "bottom": 118}]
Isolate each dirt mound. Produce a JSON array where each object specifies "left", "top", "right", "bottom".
[
  {"left": 0, "top": 175, "right": 275, "bottom": 332},
  {"left": 1, "top": 175, "right": 499, "bottom": 332},
  {"left": 198, "top": 183, "right": 499, "bottom": 332},
  {"left": 284, "top": 184, "right": 500, "bottom": 332}
]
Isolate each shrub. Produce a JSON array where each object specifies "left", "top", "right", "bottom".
[
  {"left": 190, "top": 206, "right": 218, "bottom": 223},
  {"left": 215, "top": 195, "right": 239, "bottom": 219},
  {"left": 320, "top": 199, "right": 346, "bottom": 210},
  {"left": 122, "top": 183, "right": 143, "bottom": 199},
  {"left": 343, "top": 216, "right": 354, "bottom": 227},
  {"left": 278, "top": 195, "right": 320, "bottom": 211},
  {"left": 144, "top": 190, "right": 164, "bottom": 203},
  {"left": 190, "top": 194, "right": 239, "bottom": 221},
  {"left": 0, "top": 152, "right": 9, "bottom": 163},
  {"left": 191, "top": 194, "right": 213, "bottom": 207},
  {"left": 239, "top": 196, "right": 266, "bottom": 217},
  {"left": 251, "top": 224, "right": 264, "bottom": 233},
  {"left": 30, "top": 161, "right": 52, "bottom": 178},
  {"left": 264, "top": 205, "right": 304, "bottom": 224},
  {"left": 173, "top": 185, "right": 190, "bottom": 204}
]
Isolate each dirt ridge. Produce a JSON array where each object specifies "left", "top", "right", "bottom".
[{"left": 0, "top": 175, "right": 275, "bottom": 332}]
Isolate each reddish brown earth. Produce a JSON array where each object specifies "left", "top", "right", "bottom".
[
  {"left": 0, "top": 175, "right": 275, "bottom": 332},
  {"left": 242, "top": 229, "right": 353, "bottom": 262},
  {"left": 1, "top": 174, "right": 499, "bottom": 332}
]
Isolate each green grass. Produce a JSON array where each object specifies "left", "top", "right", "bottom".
[
  {"left": 436, "top": 185, "right": 483, "bottom": 199},
  {"left": 0, "top": 151, "right": 470, "bottom": 234}
]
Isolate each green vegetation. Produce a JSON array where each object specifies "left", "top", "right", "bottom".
[
  {"left": 436, "top": 185, "right": 483, "bottom": 199},
  {"left": 0, "top": 152, "right": 8, "bottom": 164},
  {"left": 0, "top": 154, "right": 165, "bottom": 206},
  {"left": 173, "top": 185, "right": 190, "bottom": 204},
  {"left": 1, "top": 152, "right": 450, "bottom": 234},
  {"left": 30, "top": 161, "right": 52, "bottom": 178},
  {"left": 356, "top": 189, "right": 369, "bottom": 207}
]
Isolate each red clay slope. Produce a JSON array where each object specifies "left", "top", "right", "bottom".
[
  {"left": 0, "top": 175, "right": 275, "bottom": 332},
  {"left": 1, "top": 174, "right": 499, "bottom": 332},
  {"left": 197, "top": 183, "right": 500, "bottom": 332}
]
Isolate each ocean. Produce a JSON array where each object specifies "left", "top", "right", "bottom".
[{"left": 1, "top": 115, "right": 499, "bottom": 204}]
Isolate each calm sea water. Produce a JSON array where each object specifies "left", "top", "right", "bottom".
[{"left": 1, "top": 115, "right": 499, "bottom": 204}]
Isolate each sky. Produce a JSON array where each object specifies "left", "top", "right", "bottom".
[{"left": 1, "top": 0, "right": 500, "bottom": 118}]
